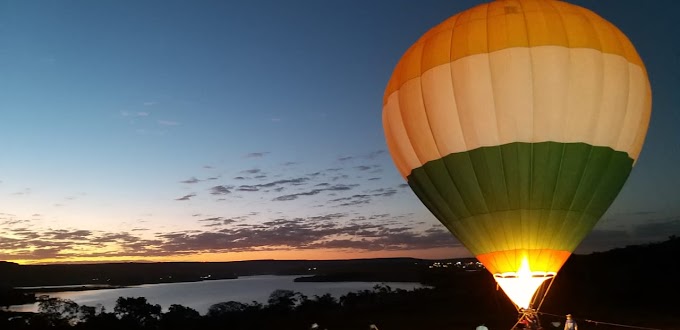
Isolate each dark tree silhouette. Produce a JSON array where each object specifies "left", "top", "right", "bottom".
[
  {"left": 160, "top": 304, "right": 200, "bottom": 330},
  {"left": 0, "top": 238, "right": 677, "bottom": 330},
  {"left": 35, "top": 296, "right": 79, "bottom": 327},
  {"left": 206, "top": 301, "right": 249, "bottom": 317},
  {"left": 266, "top": 289, "right": 305, "bottom": 312},
  {"left": 114, "top": 297, "right": 161, "bottom": 329}
]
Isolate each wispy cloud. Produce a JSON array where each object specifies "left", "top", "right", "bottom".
[
  {"left": 198, "top": 217, "right": 239, "bottom": 227},
  {"left": 210, "top": 185, "right": 232, "bottom": 195},
  {"left": 180, "top": 177, "right": 201, "bottom": 184},
  {"left": 0, "top": 212, "right": 458, "bottom": 261},
  {"left": 11, "top": 188, "right": 32, "bottom": 196},
  {"left": 175, "top": 193, "right": 196, "bottom": 201},
  {"left": 366, "top": 150, "right": 387, "bottom": 159},
  {"left": 273, "top": 184, "right": 358, "bottom": 201},
  {"left": 245, "top": 152, "right": 270, "bottom": 158}
]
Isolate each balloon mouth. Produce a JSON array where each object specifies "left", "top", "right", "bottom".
[
  {"left": 494, "top": 272, "right": 555, "bottom": 309},
  {"left": 494, "top": 272, "right": 556, "bottom": 279},
  {"left": 492, "top": 258, "right": 556, "bottom": 309}
]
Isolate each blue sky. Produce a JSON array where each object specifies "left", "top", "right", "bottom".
[{"left": 0, "top": 0, "right": 678, "bottom": 264}]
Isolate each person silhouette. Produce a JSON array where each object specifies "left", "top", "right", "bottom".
[{"left": 564, "top": 314, "right": 578, "bottom": 330}]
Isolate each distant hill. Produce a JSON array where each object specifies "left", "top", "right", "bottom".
[
  {"left": 2, "top": 237, "right": 677, "bottom": 301},
  {"left": 0, "top": 257, "right": 456, "bottom": 288},
  {"left": 2, "top": 237, "right": 678, "bottom": 328},
  {"left": 540, "top": 236, "right": 680, "bottom": 323}
]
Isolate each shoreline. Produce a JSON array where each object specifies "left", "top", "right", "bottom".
[
  {"left": 11, "top": 275, "right": 241, "bottom": 294},
  {"left": 15, "top": 284, "right": 130, "bottom": 294}
]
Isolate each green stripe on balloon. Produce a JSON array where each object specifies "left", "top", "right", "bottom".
[{"left": 407, "top": 142, "right": 633, "bottom": 255}]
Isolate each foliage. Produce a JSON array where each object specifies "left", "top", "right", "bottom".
[
  {"left": 266, "top": 289, "right": 306, "bottom": 312},
  {"left": 114, "top": 297, "right": 162, "bottom": 329},
  {"left": 1, "top": 237, "right": 678, "bottom": 329},
  {"left": 1, "top": 283, "right": 508, "bottom": 330},
  {"left": 36, "top": 296, "right": 80, "bottom": 327},
  {"left": 159, "top": 304, "right": 200, "bottom": 330}
]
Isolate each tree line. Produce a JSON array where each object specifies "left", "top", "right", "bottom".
[
  {"left": 1, "top": 283, "right": 512, "bottom": 330},
  {"left": 2, "top": 236, "right": 678, "bottom": 329}
]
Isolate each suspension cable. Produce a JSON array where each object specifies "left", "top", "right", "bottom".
[{"left": 535, "top": 274, "right": 557, "bottom": 312}]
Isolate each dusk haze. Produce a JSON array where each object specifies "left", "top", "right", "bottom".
[
  {"left": 1, "top": 0, "right": 678, "bottom": 269},
  {"left": 1, "top": 1, "right": 679, "bottom": 329}
]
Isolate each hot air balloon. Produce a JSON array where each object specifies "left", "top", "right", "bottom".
[{"left": 383, "top": 0, "right": 651, "bottom": 314}]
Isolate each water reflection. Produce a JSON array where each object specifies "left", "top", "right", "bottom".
[{"left": 11, "top": 275, "right": 426, "bottom": 315}]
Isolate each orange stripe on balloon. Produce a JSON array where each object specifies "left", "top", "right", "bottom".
[
  {"left": 476, "top": 249, "right": 571, "bottom": 274},
  {"left": 384, "top": 0, "right": 645, "bottom": 105}
]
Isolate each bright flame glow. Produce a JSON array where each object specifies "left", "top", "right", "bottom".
[{"left": 493, "top": 257, "right": 555, "bottom": 309}]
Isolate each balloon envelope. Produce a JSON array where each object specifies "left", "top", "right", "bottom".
[{"left": 383, "top": 0, "right": 651, "bottom": 309}]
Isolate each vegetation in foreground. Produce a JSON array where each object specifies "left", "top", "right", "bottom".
[
  {"left": 0, "top": 282, "right": 518, "bottom": 330},
  {"left": 1, "top": 237, "right": 678, "bottom": 330}
]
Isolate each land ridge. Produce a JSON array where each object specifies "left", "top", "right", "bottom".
[
  {"left": 0, "top": 257, "right": 477, "bottom": 288},
  {"left": 1, "top": 237, "right": 678, "bottom": 329}
]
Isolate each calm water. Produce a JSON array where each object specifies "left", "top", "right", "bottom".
[{"left": 10, "top": 275, "right": 426, "bottom": 315}]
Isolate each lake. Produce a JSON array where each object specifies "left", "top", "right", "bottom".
[{"left": 10, "top": 275, "right": 427, "bottom": 315}]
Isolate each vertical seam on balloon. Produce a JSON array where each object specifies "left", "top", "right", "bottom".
[
  {"left": 579, "top": 8, "right": 607, "bottom": 146},
  {"left": 395, "top": 79, "right": 427, "bottom": 203},
  {"left": 630, "top": 77, "right": 651, "bottom": 164},
  {"left": 387, "top": 47, "right": 412, "bottom": 178},
  {"left": 542, "top": 142, "right": 565, "bottom": 260},
  {"left": 418, "top": 41, "right": 442, "bottom": 162},
  {"left": 524, "top": 144, "right": 531, "bottom": 253},
  {"left": 396, "top": 56, "right": 431, "bottom": 178},
  {"left": 568, "top": 149, "right": 617, "bottom": 250},
  {"left": 383, "top": 105, "right": 407, "bottom": 179},
  {"left": 386, "top": 95, "right": 412, "bottom": 178},
  {"left": 447, "top": 14, "right": 497, "bottom": 256},
  {"left": 617, "top": 64, "right": 637, "bottom": 158},
  {"left": 435, "top": 13, "right": 479, "bottom": 250},
  {"left": 552, "top": 143, "right": 593, "bottom": 252},
  {"left": 548, "top": 10, "right": 608, "bottom": 255},
  {"left": 517, "top": 2, "right": 536, "bottom": 262},
  {"left": 541, "top": 0, "right": 568, "bottom": 256},
  {"left": 410, "top": 168, "right": 469, "bottom": 251},
  {"left": 518, "top": 0, "right": 542, "bottom": 254},
  {"left": 485, "top": 2, "right": 513, "bottom": 262},
  {"left": 515, "top": 0, "right": 535, "bottom": 257},
  {"left": 432, "top": 15, "right": 485, "bottom": 255},
  {"left": 414, "top": 36, "right": 468, "bottom": 249},
  {"left": 448, "top": 17, "right": 498, "bottom": 257},
  {"left": 606, "top": 19, "right": 633, "bottom": 159},
  {"left": 397, "top": 45, "right": 427, "bottom": 167},
  {"left": 539, "top": 3, "right": 573, "bottom": 262}
]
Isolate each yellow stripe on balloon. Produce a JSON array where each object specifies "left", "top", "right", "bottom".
[{"left": 383, "top": 46, "right": 650, "bottom": 179}]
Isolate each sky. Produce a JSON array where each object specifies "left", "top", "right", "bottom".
[{"left": 0, "top": 0, "right": 678, "bottom": 265}]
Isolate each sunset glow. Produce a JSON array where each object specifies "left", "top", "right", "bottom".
[
  {"left": 1, "top": 0, "right": 678, "bottom": 265},
  {"left": 10, "top": 247, "right": 464, "bottom": 266}
]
